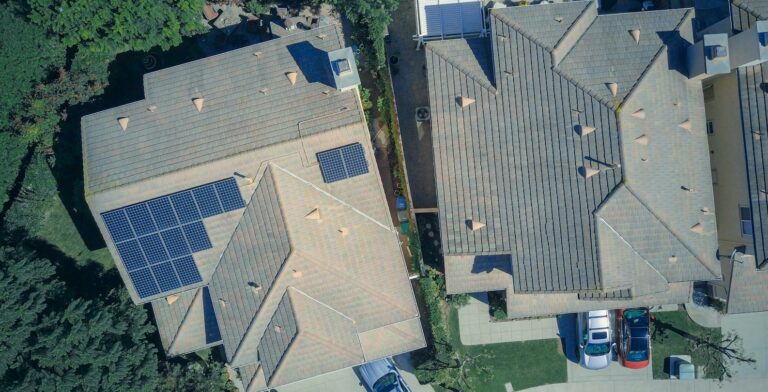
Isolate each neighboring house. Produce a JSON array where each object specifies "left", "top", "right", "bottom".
[
  {"left": 81, "top": 25, "right": 424, "bottom": 390},
  {"left": 425, "top": 0, "right": 724, "bottom": 318},
  {"left": 698, "top": 0, "right": 768, "bottom": 314}
]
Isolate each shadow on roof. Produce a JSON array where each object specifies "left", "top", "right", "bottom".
[{"left": 286, "top": 41, "right": 333, "bottom": 86}]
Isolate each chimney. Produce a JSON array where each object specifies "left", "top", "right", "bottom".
[
  {"left": 328, "top": 47, "right": 360, "bottom": 92},
  {"left": 728, "top": 20, "right": 768, "bottom": 69},
  {"left": 688, "top": 34, "right": 730, "bottom": 80}
]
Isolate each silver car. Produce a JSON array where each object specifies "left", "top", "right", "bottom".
[
  {"left": 577, "top": 310, "right": 615, "bottom": 370},
  {"left": 356, "top": 358, "right": 411, "bottom": 392}
]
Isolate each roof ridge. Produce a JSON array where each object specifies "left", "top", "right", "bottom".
[
  {"left": 621, "top": 9, "right": 693, "bottom": 107},
  {"left": 270, "top": 163, "right": 395, "bottom": 233},
  {"left": 622, "top": 184, "right": 720, "bottom": 279},
  {"left": 425, "top": 43, "right": 497, "bottom": 93},
  {"left": 293, "top": 250, "right": 417, "bottom": 318},
  {"left": 595, "top": 216, "right": 669, "bottom": 288},
  {"left": 288, "top": 286, "right": 356, "bottom": 324},
  {"left": 550, "top": 0, "right": 595, "bottom": 50},
  {"left": 166, "top": 288, "right": 204, "bottom": 353}
]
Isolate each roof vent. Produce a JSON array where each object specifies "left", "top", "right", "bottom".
[
  {"left": 629, "top": 29, "right": 640, "bottom": 44},
  {"left": 498, "top": 33, "right": 508, "bottom": 40},
  {"left": 286, "top": 71, "right": 298, "bottom": 86},
  {"left": 631, "top": 109, "right": 646, "bottom": 119},
  {"left": 457, "top": 96, "right": 475, "bottom": 108},
  {"left": 554, "top": 16, "right": 564, "bottom": 23},
  {"left": 292, "top": 269, "right": 303, "bottom": 278},
  {"left": 259, "top": 88, "right": 268, "bottom": 95},
  {"left": 640, "top": 157, "right": 649, "bottom": 162},
  {"left": 317, "top": 33, "right": 328, "bottom": 40},
  {"left": 679, "top": 119, "right": 692, "bottom": 131},
  {"left": 575, "top": 124, "right": 596, "bottom": 136},
  {"left": 166, "top": 294, "right": 179, "bottom": 305},
  {"left": 274, "top": 325, "right": 283, "bottom": 333},
  {"left": 578, "top": 166, "right": 600, "bottom": 178},
  {"left": 690, "top": 222, "right": 705, "bottom": 234},
  {"left": 147, "top": 105, "right": 157, "bottom": 112},
  {"left": 466, "top": 219, "right": 486, "bottom": 231},
  {"left": 754, "top": 131, "right": 763, "bottom": 140},
  {"left": 305, "top": 208, "right": 321, "bottom": 221},
  {"left": 701, "top": 207, "right": 711, "bottom": 214},
  {"left": 219, "top": 298, "right": 227, "bottom": 308},
  {"left": 706, "top": 45, "right": 728, "bottom": 60},
  {"left": 338, "top": 227, "right": 350, "bottom": 237},
  {"left": 504, "top": 69, "right": 514, "bottom": 77},
  {"left": 669, "top": 255, "right": 678, "bottom": 264},
  {"left": 606, "top": 82, "right": 618, "bottom": 97},
  {"left": 117, "top": 117, "right": 129, "bottom": 131},
  {"left": 633, "top": 134, "right": 649, "bottom": 146},
  {"left": 248, "top": 282, "right": 262, "bottom": 294},
  {"left": 571, "top": 108, "right": 582, "bottom": 117},
  {"left": 192, "top": 97, "right": 204, "bottom": 112},
  {"left": 681, "top": 185, "right": 695, "bottom": 192},
  {"left": 253, "top": 51, "right": 262, "bottom": 57}
]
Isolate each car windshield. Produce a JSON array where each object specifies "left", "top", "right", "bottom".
[
  {"left": 584, "top": 342, "right": 611, "bottom": 356},
  {"left": 628, "top": 338, "right": 649, "bottom": 361},
  {"left": 373, "top": 373, "right": 399, "bottom": 392}
]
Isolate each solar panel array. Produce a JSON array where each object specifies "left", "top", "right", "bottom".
[
  {"left": 101, "top": 178, "right": 246, "bottom": 299},
  {"left": 317, "top": 143, "right": 370, "bottom": 183}
]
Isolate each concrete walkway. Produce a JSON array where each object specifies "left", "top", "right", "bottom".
[
  {"left": 458, "top": 293, "right": 558, "bottom": 345},
  {"left": 684, "top": 303, "right": 722, "bottom": 328}
]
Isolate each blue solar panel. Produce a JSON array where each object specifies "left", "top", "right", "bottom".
[
  {"left": 138, "top": 234, "right": 168, "bottom": 264},
  {"left": 173, "top": 256, "right": 203, "bottom": 286},
  {"left": 125, "top": 203, "right": 156, "bottom": 237},
  {"left": 317, "top": 143, "right": 369, "bottom": 183},
  {"left": 317, "top": 149, "right": 346, "bottom": 183},
  {"left": 102, "top": 210, "right": 133, "bottom": 243},
  {"left": 170, "top": 191, "right": 200, "bottom": 224},
  {"left": 151, "top": 262, "right": 181, "bottom": 292},
  {"left": 192, "top": 184, "right": 223, "bottom": 218},
  {"left": 129, "top": 268, "right": 160, "bottom": 298},
  {"left": 148, "top": 197, "right": 178, "bottom": 230},
  {"left": 341, "top": 143, "right": 369, "bottom": 177},
  {"left": 103, "top": 177, "right": 244, "bottom": 298},
  {"left": 182, "top": 222, "right": 212, "bottom": 253},
  {"left": 160, "top": 228, "right": 190, "bottom": 259},
  {"left": 116, "top": 240, "right": 146, "bottom": 271},
  {"left": 215, "top": 178, "right": 245, "bottom": 212}
]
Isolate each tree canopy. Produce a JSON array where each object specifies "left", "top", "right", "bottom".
[{"left": 0, "top": 245, "right": 161, "bottom": 391}]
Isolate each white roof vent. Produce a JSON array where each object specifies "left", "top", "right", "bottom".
[{"left": 117, "top": 117, "right": 129, "bottom": 131}]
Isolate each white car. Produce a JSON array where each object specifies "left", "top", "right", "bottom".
[
  {"left": 577, "top": 310, "right": 615, "bottom": 370},
  {"left": 356, "top": 358, "right": 411, "bottom": 392}
]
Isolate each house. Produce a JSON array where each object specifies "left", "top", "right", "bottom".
[
  {"left": 696, "top": 0, "right": 768, "bottom": 314},
  {"left": 81, "top": 24, "right": 423, "bottom": 390},
  {"left": 425, "top": 0, "right": 724, "bottom": 318}
]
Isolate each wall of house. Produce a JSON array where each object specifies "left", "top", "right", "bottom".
[{"left": 705, "top": 72, "right": 752, "bottom": 257}]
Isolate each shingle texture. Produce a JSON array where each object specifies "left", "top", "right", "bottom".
[
  {"left": 730, "top": 3, "right": 768, "bottom": 313},
  {"left": 81, "top": 24, "right": 360, "bottom": 194},
  {"left": 82, "top": 25, "right": 423, "bottom": 389},
  {"left": 427, "top": 1, "right": 719, "bottom": 306},
  {"left": 208, "top": 168, "right": 291, "bottom": 357}
]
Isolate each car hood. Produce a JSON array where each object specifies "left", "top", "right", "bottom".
[
  {"left": 582, "top": 353, "right": 611, "bottom": 370},
  {"left": 357, "top": 359, "right": 394, "bottom": 388}
]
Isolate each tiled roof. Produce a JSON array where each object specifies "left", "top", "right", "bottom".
[
  {"left": 427, "top": 1, "right": 719, "bottom": 302},
  {"left": 81, "top": 24, "right": 359, "bottom": 194},
  {"left": 83, "top": 25, "right": 423, "bottom": 389},
  {"left": 733, "top": 0, "right": 768, "bottom": 21}
]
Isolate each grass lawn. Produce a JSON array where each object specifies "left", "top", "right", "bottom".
[
  {"left": 445, "top": 307, "right": 567, "bottom": 391},
  {"left": 651, "top": 310, "right": 721, "bottom": 379}
]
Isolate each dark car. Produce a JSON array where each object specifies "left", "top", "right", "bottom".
[{"left": 617, "top": 307, "right": 651, "bottom": 369}]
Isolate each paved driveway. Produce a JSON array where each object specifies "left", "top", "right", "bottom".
[
  {"left": 720, "top": 312, "right": 767, "bottom": 379},
  {"left": 458, "top": 293, "right": 558, "bottom": 345},
  {"left": 386, "top": 0, "right": 437, "bottom": 209}
]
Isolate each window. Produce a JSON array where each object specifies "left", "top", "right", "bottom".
[
  {"left": 741, "top": 206, "right": 753, "bottom": 236},
  {"left": 707, "top": 120, "right": 715, "bottom": 135}
]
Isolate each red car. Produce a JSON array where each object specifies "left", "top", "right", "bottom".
[{"left": 616, "top": 307, "right": 651, "bottom": 369}]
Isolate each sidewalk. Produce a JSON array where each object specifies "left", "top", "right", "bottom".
[
  {"left": 526, "top": 378, "right": 766, "bottom": 392},
  {"left": 458, "top": 293, "right": 558, "bottom": 345}
]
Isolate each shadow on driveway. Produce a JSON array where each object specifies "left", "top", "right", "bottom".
[{"left": 557, "top": 314, "right": 580, "bottom": 363}]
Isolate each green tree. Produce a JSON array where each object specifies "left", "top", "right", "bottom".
[
  {"left": 330, "top": 0, "right": 398, "bottom": 68},
  {"left": 0, "top": 8, "right": 66, "bottom": 131},
  {"left": 158, "top": 358, "right": 237, "bottom": 392},
  {"left": 28, "top": 0, "right": 207, "bottom": 54},
  {"left": 0, "top": 245, "right": 162, "bottom": 391}
]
